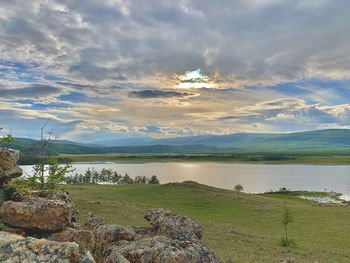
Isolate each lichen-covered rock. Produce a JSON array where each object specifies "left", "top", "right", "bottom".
[
  {"left": 95, "top": 224, "right": 136, "bottom": 243},
  {"left": 104, "top": 249, "right": 131, "bottom": 263},
  {"left": 84, "top": 212, "right": 135, "bottom": 244},
  {"left": 0, "top": 231, "right": 95, "bottom": 263},
  {"left": 109, "top": 235, "right": 223, "bottom": 263},
  {"left": 144, "top": 208, "right": 203, "bottom": 241},
  {"left": 24, "top": 190, "right": 79, "bottom": 222},
  {"left": 84, "top": 212, "right": 107, "bottom": 229},
  {"left": 0, "top": 197, "right": 72, "bottom": 231},
  {"left": 0, "top": 148, "right": 22, "bottom": 185},
  {"left": 48, "top": 227, "right": 95, "bottom": 251}
]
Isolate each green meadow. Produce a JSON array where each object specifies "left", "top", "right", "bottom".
[{"left": 62, "top": 182, "right": 350, "bottom": 263}]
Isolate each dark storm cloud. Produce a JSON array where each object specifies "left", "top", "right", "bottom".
[{"left": 0, "top": 85, "right": 62, "bottom": 99}]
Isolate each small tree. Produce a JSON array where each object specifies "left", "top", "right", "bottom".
[
  {"left": 36, "top": 119, "right": 56, "bottom": 190},
  {"left": 281, "top": 201, "right": 294, "bottom": 247},
  {"left": 20, "top": 157, "right": 73, "bottom": 190},
  {"left": 46, "top": 157, "right": 73, "bottom": 189},
  {"left": 148, "top": 175, "right": 160, "bottom": 184},
  {"left": 234, "top": 184, "right": 244, "bottom": 192},
  {"left": 0, "top": 128, "right": 14, "bottom": 145}
]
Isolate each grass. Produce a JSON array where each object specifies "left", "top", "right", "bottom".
[{"left": 61, "top": 182, "right": 350, "bottom": 263}]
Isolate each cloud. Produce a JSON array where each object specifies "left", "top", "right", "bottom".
[
  {"left": 128, "top": 89, "right": 198, "bottom": 99},
  {"left": 1, "top": 1, "right": 350, "bottom": 140},
  {"left": 1, "top": 0, "right": 349, "bottom": 86},
  {"left": 0, "top": 85, "right": 62, "bottom": 99}
]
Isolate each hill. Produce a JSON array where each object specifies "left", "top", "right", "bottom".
[
  {"left": 149, "top": 129, "right": 350, "bottom": 150},
  {"left": 62, "top": 182, "right": 350, "bottom": 263}
]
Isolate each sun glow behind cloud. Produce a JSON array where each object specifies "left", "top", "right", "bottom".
[{"left": 176, "top": 69, "right": 216, "bottom": 89}]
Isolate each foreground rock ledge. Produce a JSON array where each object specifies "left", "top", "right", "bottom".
[
  {"left": 0, "top": 231, "right": 95, "bottom": 263},
  {"left": 0, "top": 192, "right": 78, "bottom": 232}
]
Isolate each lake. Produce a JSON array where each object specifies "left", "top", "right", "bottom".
[{"left": 21, "top": 162, "right": 350, "bottom": 200}]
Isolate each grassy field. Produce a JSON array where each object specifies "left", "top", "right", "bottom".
[
  {"left": 61, "top": 152, "right": 350, "bottom": 164},
  {"left": 62, "top": 182, "right": 350, "bottom": 263}
]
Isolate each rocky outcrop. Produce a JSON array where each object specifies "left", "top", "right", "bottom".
[
  {"left": 0, "top": 148, "right": 22, "bottom": 185},
  {"left": 24, "top": 190, "right": 79, "bottom": 223},
  {"left": 0, "top": 196, "right": 73, "bottom": 232},
  {"left": 145, "top": 208, "right": 203, "bottom": 241},
  {"left": 93, "top": 208, "right": 223, "bottom": 263},
  {"left": 48, "top": 228, "right": 95, "bottom": 251},
  {"left": 0, "top": 231, "right": 95, "bottom": 263},
  {"left": 0, "top": 188, "right": 79, "bottom": 232},
  {"left": 110, "top": 236, "right": 222, "bottom": 263}
]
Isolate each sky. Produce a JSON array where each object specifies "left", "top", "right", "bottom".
[{"left": 1, "top": 0, "right": 350, "bottom": 142}]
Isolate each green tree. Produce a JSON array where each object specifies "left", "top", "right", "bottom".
[
  {"left": 148, "top": 175, "right": 160, "bottom": 184},
  {"left": 18, "top": 157, "right": 73, "bottom": 190},
  {"left": 234, "top": 184, "right": 244, "bottom": 192},
  {"left": 46, "top": 157, "right": 74, "bottom": 189},
  {"left": 120, "top": 173, "right": 134, "bottom": 184}
]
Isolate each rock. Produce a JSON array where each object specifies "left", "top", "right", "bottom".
[
  {"left": 0, "top": 231, "right": 95, "bottom": 263},
  {"left": 84, "top": 212, "right": 107, "bottom": 229},
  {"left": 0, "top": 225, "right": 26, "bottom": 236},
  {"left": 24, "top": 190, "right": 79, "bottom": 222},
  {"left": 144, "top": 208, "right": 203, "bottom": 241},
  {"left": 84, "top": 212, "right": 135, "bottom": 244},
  {"left": 0, "top": 148, "right": 22, "bottom": 185},
  {"left": 109, "top": 235, "right": 223, "bottom": 263},
  {"left": 0, "top": 186, "right": 22, "bottom": 202},
  {"left": 105, "top": 249, "right": 131, "bottom": 263},
  {"left": 48, "top": 228, "right": 95, "bottom": 251},
  {"left": 0, "top": 197, "right": 72, "bottom": 232},
  {"left": 94, "top": 224, "right": 136, "bottom": 243}
]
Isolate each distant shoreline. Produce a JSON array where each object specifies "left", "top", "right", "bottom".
[{"left": 58, "top": 153, "right": 350, "bottom": 165}]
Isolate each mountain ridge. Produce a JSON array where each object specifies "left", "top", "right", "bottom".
[{"left": 2, "top": 129, "right": 350, "bottom": 155}]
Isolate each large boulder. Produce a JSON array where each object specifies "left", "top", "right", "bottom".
[
  {"left": 48, "top": 228, "right": 95, "bottom": 251},
  {"left": 108, "top": 235, "right": 223, "bottom": 263},
  {"left": 0, "top": 148, "right": 22, "bottom": 185},
  {"left": 0, "top": 197, "right": 72, "bottom": 232},
  {"left": 0, "top": 231, "right": 95, "bottom": 263},
  {"left": 144, "top": 208, "right": 203, "bottom": 241},
  {"left": 24, "top": 190, "right": 79, "bottom": 223}
]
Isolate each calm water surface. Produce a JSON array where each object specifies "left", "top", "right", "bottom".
[{"left": 21, "top": 162, "right": 350, "bottom": 200}]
